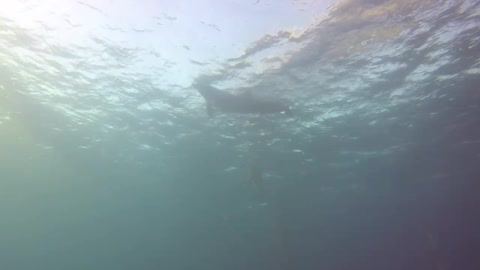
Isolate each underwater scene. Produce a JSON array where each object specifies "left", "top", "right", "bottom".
[{"left": 1, "top": 0, "right": 479, "bottom": 269}]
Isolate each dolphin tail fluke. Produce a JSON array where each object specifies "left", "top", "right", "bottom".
[{"left": 206, "top": 102, "right": 214, "bottom": 118}]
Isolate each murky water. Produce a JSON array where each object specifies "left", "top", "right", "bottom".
[{"left": 1, "top": 0, "right": 479, "bottom": 269}]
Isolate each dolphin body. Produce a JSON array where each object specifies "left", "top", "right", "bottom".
[{"left": 194, "top": 83, "right": 292, "bottom": 117}]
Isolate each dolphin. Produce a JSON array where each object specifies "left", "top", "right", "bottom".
[{"left": 194, "top": 82, "right": 292, "bottom": 117}]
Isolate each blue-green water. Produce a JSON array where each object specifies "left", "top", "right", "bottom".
[{"left": 1, "top": 0, "right": 479, "bottom": 269}]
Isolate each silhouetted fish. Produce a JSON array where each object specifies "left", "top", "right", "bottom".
[{"left": 194, "top": 82, "right": 292, "bottom": 117}]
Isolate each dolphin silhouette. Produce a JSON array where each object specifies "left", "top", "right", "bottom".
[{"left": 194, "top": 82, "right": 292, "bottom": 117}]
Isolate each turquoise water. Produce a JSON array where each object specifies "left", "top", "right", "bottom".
[{"left": 1, "top": 0, "right": 479, "bottom": 269}]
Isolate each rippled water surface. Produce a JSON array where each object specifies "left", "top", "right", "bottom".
[{"left": 1, "top": 1, "right": 479, "bottom": 269}]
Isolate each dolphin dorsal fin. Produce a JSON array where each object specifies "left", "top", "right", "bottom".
[{"left": 239, "top": 91, "right": 253, "bottom": 99}]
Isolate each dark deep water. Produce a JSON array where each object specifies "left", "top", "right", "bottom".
[{"left": 1, "top": 0, "right": 480, "bottom": 270}]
